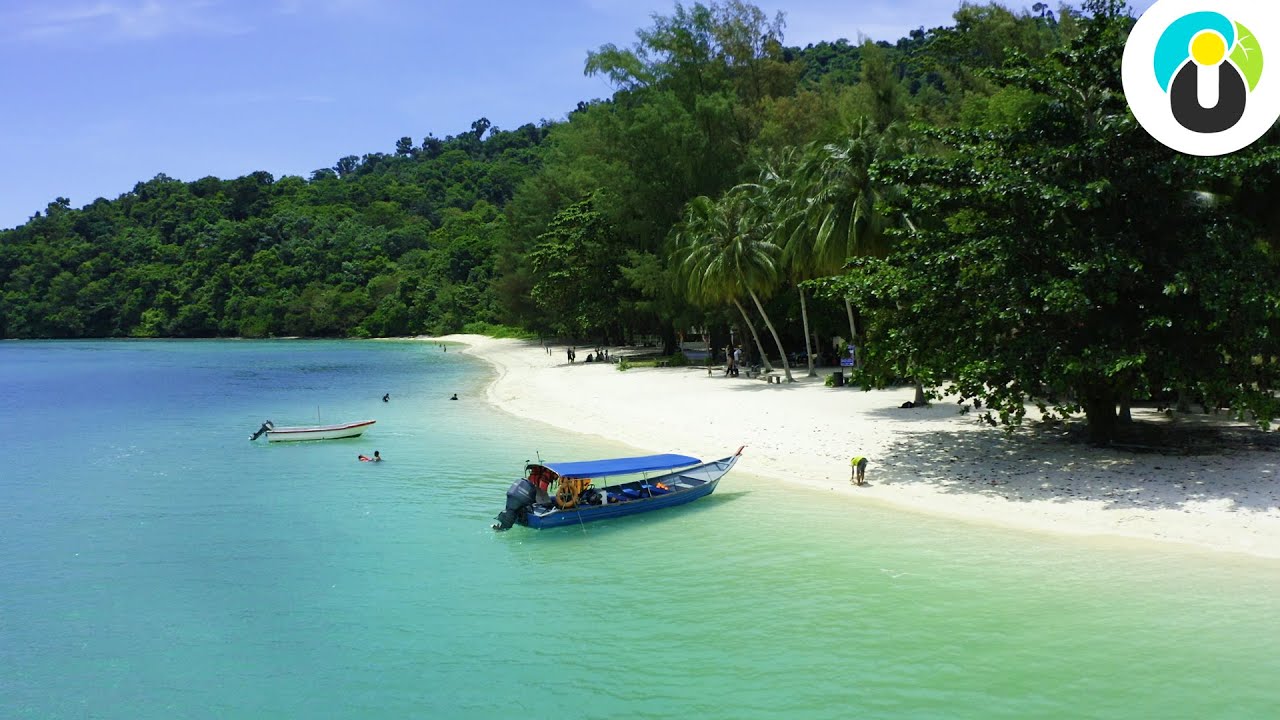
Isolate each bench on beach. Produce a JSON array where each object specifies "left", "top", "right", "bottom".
[{"left": 759, "top": 372, "right": 782, "bottom": 384}]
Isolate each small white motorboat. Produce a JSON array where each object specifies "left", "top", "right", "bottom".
[{"left": 249, "top": 419, "right": 375, "bottom": 442}]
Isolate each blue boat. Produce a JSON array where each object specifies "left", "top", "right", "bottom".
[{"left": 492, "top": 448, "right": 744, "bottom": 530}]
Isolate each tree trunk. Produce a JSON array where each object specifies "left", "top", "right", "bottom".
[
  {"left": 1081, "top": 389, "right": 1119, "bottom": 445},
  {"left": 913, "top": 380, "right": 927, "bottom": 407},
  {"left": 660, "top": 324, "right": 678, "bottom": 356},
  {"left": 844, "top": 298, "right": 863, "bottom": 369},
  {"left": 1175, "top": 388, "right": 1190, "bottom": 413},
  {"left": 733, "top": 299, "right": 772, "bottom": 372},
  {"left": 845, "top": 298, "right": 858, "bottom": 349},
  {"left": 799, "top": 286, "right": 816, "bottom": 377},
  {"left": 748, "top": 289, "right": 793, "bottom": 382}
]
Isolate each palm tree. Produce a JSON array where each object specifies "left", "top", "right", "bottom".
[
  {"left": 672, "top": 192, "right": 794, "bottom": 382},
  {"left": 793, "top": 119, "right": 884, "bottom": 348},
  {"left": 793, "top": 118, "right": 913, "bottom": 370},
  {"left": 672, "top": 196, "right": 771, "bottom": 373},
  {"left": 742, "top": 148, "right": 821, "bottom": 377}
]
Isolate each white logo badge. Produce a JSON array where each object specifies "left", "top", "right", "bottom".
[{"left": 1122, "top": 0, "right": 1280, "bottom": 156}]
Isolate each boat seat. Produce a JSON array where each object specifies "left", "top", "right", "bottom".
[
  {"left": 620, "top": 488, "right": 643, "bottom": 499},
  {"left": 641, "top": 484, "right": 671, "bottom": 495},
  {"left": 606, "top": 492, "right": 626, "bottom": 503}
]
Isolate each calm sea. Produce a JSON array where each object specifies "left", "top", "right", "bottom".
[{"left": 1, "top": 340, "right": 1277, "bottom": 719}]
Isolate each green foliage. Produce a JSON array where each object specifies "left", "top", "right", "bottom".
[
  {"left": 460, "top": 322, "right": 537, "bottom": 340},
  {"left": 526, "top": 194, "right": 624, "bottom": 339},
  {"left": 827, "top": 0, "right": 1280, "bottom": 443},
  {"left": 0, "top": 124, "right": 549, "bottom": 338}
]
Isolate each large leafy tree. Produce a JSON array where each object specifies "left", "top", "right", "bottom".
[
  {"left": 832, "top": 0, "right": 1280, "bottom": 443},
  {"left": 526, "top": 195, "right": 624, "bottom": 341}
]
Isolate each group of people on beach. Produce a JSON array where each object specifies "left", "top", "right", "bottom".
[{"left": 561, "top": 346, "right": 612, "bottom": 364}]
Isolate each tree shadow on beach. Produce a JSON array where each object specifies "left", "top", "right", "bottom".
[{"left": 877, "top": 417, "right": 1280, "bottom": 516}]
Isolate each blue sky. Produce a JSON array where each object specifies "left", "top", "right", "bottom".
[{"left": 0, "top": 0, "right": 1156, "bottom": 230}]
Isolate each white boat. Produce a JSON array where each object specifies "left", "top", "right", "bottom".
[{"left": 249, "top": 419, "right": 375, "bottom": 442}]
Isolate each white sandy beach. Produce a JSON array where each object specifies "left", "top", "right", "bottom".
[{"left": 440, "top": 334, "right": 1280, "bottom": 559}]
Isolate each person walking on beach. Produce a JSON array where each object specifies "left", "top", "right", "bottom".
[{"left": 851, "top": 456, "right": 868, "bottom": 486}]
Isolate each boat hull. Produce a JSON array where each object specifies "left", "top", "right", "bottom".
[
  {"left": 525, "top": 477, "right": 721, "bottom": 528},
  {"left": 265, "top": 420, "right": 376, "bottom": 442},
  {"left": 520, "top": 452, "right": 739, "bottom": 529}
]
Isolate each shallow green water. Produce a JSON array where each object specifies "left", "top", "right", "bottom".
[{"left": 1, "top": 340, "right": 1277, "bottom": 719}]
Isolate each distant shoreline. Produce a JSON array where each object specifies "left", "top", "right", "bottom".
[{"left": 438, "top": 334, "right": 1280, "bottom": 560}]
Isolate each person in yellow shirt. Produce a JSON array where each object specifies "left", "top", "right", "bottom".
[{"left": 850, "top": 456, "right": 868, "bottom": 486}]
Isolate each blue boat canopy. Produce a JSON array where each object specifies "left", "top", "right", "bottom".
[{"left": 533, "top": 453, "right": 700, "bottom": 480}]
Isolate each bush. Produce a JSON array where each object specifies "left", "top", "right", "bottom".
[
  {"left": 617, "top": 357, "right": 631, "bottom": 371},
  {"left": 667, "top": 351, "right": 689, "bottom": 367},
  {"left": 460, "top": 322, "right": 538, "bottom": 340}
]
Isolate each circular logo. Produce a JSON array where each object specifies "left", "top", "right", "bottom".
[{"left": 1123, "top": 0, "right": 1280, "bottom": 155}]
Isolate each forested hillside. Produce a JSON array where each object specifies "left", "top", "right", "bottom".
[
  {"left": 0, "top": 121, "right": 546, "bottom": 338},
  {"left": 4, "top": 0, "right": 1279, "bottom": 441}
]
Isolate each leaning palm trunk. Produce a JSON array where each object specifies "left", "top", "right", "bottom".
[
  {"left": 748, "top": 288, "right": 793, "bottom": 382},
  {"left": 799, "top": 286, "right": 816, "bottom": 377},
  {"left": 733, "top": 298, "right": 772, "bottom": 372},
  {"left": 845, "top": 298, "right": 859, "bottom": 366}
]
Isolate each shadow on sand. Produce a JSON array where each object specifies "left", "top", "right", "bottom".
[{"left": 877, "top": 415, "right": 1280, "bottom": 515}]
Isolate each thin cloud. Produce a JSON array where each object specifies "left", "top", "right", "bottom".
[
  {"left": 180, "top": 89, "right": 338, "bottom": 107},
  {"left": 273, "top": 0, "right": 388, "bottom": 17},
  {"left": 11, "top": 0, "right": 251, "bottom": 42}
]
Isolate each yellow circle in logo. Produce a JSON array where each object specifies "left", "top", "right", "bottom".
[{"left": 1189, "top": 30, "right": 1227, "bottom": 66}]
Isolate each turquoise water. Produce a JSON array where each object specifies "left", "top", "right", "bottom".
[{"left": 2, "top": 340, "right": 1278, "bottom": 719}]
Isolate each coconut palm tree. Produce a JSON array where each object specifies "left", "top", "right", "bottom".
[
  {"left": 672, "top": 192, "right": 794, "bottom": 382},
  {"left": 793, "top": 119, "right": 883, "bottom": 347},
  {"left": 793, "top": 118, "right": 914, "bottom": 368},
  {"left": 741, "top": 148, "right": 821, "bottom": 377},
  {"left": 672, "top": 196, "right": 771, "bottom": 373}
]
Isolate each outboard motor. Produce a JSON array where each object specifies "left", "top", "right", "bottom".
[
  {"left": 493, "top": 478, "right": 537, "bottom": 530},
  {"left": 249, "top": 420, "right": 274, "bottom": 441}
]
